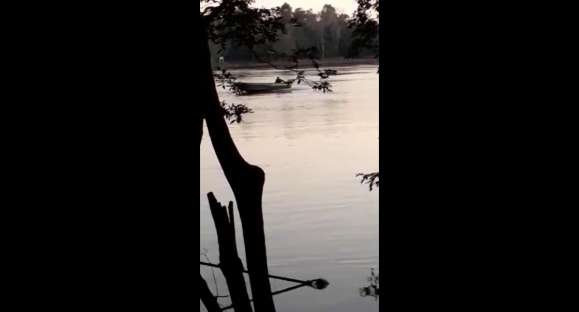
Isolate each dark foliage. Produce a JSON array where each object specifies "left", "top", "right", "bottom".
[
  {"left": 202, "top": 0, "right": 285, "bottom": 52},
  {"left": 347, "top": 0, "right": 379, "bottom": 58},
  {"left": 214, "top": 69, "right": 243, "bottom": 94},
  {"left": 206, "top": 2, "right": 377, "bottom": 63},
  {"left": 356, "top": 172, "right": 379, "bottom": 191},
  {"left": 359, "top": 268, "right": 379, "bottom": 300},
  {"left": 220, "top": 101, "right": 254, "bottom": 123},
  {"left": 312, "top": 80, "right": 332, "bottom": 93}
]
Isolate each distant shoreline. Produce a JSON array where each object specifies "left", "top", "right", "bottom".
[{"left": 217, "top": 57, "right": 378, "bottom": 70}]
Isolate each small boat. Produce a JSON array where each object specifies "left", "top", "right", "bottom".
[{"left": 233, "top": 80, "right": 293, "bottom": 94}]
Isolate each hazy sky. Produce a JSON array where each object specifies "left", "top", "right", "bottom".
[{"left": 252, "top": 0, "right": 357, "bottom": 15}]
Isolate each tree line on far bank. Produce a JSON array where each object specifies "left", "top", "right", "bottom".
[{"left": 209, "top": 3, "right": 378, "bottom": 64}]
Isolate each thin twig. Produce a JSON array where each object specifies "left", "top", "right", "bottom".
[{"left": 200, "top": 261, "right": 328, "bottom": 287}]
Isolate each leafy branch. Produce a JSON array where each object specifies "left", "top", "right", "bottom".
[
  {"left": 356, "top": 172, "right": 379, "bottom": 191},
  {"left": 214, "top": 69, "right": 244, "bottom": 94},
  {"left": 359, "top": 268, "right": 379, "bottom": 300},
  {"left": 220, "top": 101, "right": 253, "bottom": 123}
]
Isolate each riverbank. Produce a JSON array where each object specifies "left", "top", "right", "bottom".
[{"left": 218, "top": 57, "right": 378, "bottom": 70}]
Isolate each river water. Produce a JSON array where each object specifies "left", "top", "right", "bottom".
[{"left": 201, "top": 65, "right": 379, "bottom": 312}]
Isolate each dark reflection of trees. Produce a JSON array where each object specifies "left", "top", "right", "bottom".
[{"left": 359, "top": 268, "right": 379, "bottom": 300}]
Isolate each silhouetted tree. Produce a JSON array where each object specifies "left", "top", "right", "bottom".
[
  {"left": 200, "top": 2, "right": 335, "bottom": 311},
  {"left": 200, "top": 1, "right": 285, "bottom": 311},
  {"left": 348, "top": 0, "right": 379, "bottom": 58},
  {"left": 272, "top": 3, "right": 296, "bottom": 53},
  {"left": 209, "top": 4, "right": 369, "bottom": 62}
]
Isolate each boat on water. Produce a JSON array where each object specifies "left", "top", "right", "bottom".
[{"left": 233, "top": 77, "right": 295, "bottom": 94}]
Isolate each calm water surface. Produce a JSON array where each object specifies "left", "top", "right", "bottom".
[{"left": 201, "top": 65, "right": 379, "bottom": 311}]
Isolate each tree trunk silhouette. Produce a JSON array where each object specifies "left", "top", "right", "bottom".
[
  {"left": 198, "top": 111, "right": 204, "bottom": 146},
  {"left": 200, "top": 22, "right": 276, "bottom": 312},
  {"left": 207, "top": 193, "right": 253, "bottom": 312}
]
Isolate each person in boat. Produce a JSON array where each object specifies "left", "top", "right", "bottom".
[{"left": 275, "top": 76, "right": 285, "bottom": 83}]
